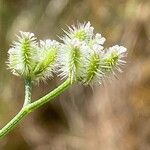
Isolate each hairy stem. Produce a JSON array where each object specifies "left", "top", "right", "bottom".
[
  {"left": 23, "top": 79, "right": 32, "bottom": 106},
  {"left": 0, "top": 79, "right": 71, "bottom": 139},
  {"left": 27, "top": 79, "right": 71, "bottom": 112}
]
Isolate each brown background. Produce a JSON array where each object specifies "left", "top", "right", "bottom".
[{"left": 0, "top": 0, "right": 150, "bottom": 149}]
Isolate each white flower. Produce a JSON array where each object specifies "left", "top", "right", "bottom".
[
  {"left": 101, "top": 45, "right": 127, "bottom": 76},
  {"left": 88, "top": 33, "right": 106, "bottom": 54},
  {"left": 95, "top": 33, "right": 106, "bottom": 45},
  {"left": 106, "top": 45, "right": 127, "bottom": 65},
  {"left": 108, "top": 45, "right": 127, "bottom": 57}
]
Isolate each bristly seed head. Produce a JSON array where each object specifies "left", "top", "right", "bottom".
[
  {"left": 33, "top": 40, "right": 60, "bottom": 82},
  {"left": 58, "top": 39, "right": 86, "bottom": 83},
  {"left": 7, "top": 22, "right": 127, "bottom": 85},
  {"left": 8, "top": 31, "right": 38, "bottom": 78},
  {"left": 59, "top": 22, "right": 127, "bottom": 84},
  {"left": 62, "top": 22, "right": 94, "bottom": 43},
  {"left": 7, "top": 32, "right": 60, "bottom": 82}
]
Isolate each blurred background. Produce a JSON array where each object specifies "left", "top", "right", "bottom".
[{"left": 0, "top": 0, "right": 150, "bottom": 149}]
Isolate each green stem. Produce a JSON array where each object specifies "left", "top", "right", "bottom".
[
  {"left": 27, "top": 78, "right": 71, "bottom": 112},
  {"left": 0, "top": 79, "right": 71, "bottom": 139},
  {"left": 0, "top": 108, "right": 29, "bottom": 139},
  {"left": 23, "top": 79, "right": 32, "bottom": 106}
]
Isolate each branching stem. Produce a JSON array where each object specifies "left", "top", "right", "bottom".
[{"left": 0, "top": 79, "right": 71, "bottom": 139}]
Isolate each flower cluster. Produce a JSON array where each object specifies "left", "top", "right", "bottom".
[
  {"left": 59, "top": 22, "right": 127, "bottom": 84},
  {"left": 8, "top": 22, "right": 127, "bottom": 84},
  {"left": 8, "top": 31, "right": 60, "bottom": 82}
]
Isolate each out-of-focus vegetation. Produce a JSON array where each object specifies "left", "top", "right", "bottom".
[{"left": 0, "top": 0, "right": 149, "bottom": 149}]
